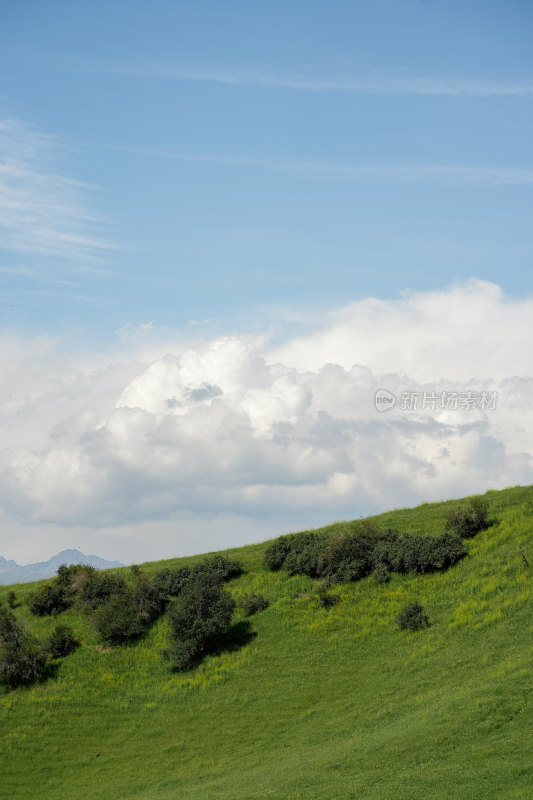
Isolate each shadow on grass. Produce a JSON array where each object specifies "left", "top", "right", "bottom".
[
  {"left": 39, "top": 660, "right": 61, "bottom": 683},
  {"left": 215, "top": 619, "right": 257, "bottom": 654},
  {"left": 36, "top": 639, "right": 82, "bottom": 686},
  {"left": 169, "top": 620, "right": 257, "bottom": 673}
]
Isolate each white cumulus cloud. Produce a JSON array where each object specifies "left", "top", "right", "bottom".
[{"left": 0, "top": 279, "right": 532, "bottom": 562}]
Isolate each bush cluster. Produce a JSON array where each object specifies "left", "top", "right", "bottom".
[
  {"left": 28, "top": 564, "right": 95, "bottom": 616},
  {"left": 372, "top": 531, "right": 466, "bottom": 576},
  {"left": 153, "top": 555, "right": 243, "bottom": 600},
  {"left": 264, "top": 531, "right": 330, "bottom": 577},
  {"left": 193, "top": 554, "right": 243, "bottom": 582},
  {"left": 263, "top": 521, "right": 467, "bottom": 585},
  {"left": 93, "top": 574, "right": 165, "bottom": 645},
  {"left": 27, "top": 554, "right": 243, "bottom": 656}
]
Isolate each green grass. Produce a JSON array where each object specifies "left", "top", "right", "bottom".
[{"left": 0, "top": 485, "right": 531, "bottom": 799}]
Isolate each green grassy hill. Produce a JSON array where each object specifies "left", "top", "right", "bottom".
[{"left": 1, "top": 486, "right": 531, "bottom": 800}]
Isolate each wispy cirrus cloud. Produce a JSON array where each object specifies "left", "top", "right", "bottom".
[
  {"left": 108, "top": 145, "right": 533, "bottom": 186},
  {"left": 0, "top": 117, "right": 113, "bottom": 270},
  {"left": 106, "top": 62, "right": 533, "bottom": 97}
]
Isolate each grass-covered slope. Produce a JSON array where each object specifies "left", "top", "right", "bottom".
[{"left": 0, "top": 486, "right": 531, "bottom": 800}]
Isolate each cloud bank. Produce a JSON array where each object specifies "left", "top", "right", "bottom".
[{"left": 0, "top": 280, "right": 532, "bottom": 561}]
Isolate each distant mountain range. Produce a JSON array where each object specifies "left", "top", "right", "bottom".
[{"left": 0, "top": 549, "right": 124, "bottom": 585}]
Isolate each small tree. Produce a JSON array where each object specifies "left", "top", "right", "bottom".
[
  {"left": 7, "top": 591, "right": 17, "bottom": 609},
  {"left": 166, "top": 573, "right": 235, "bottom": 670},
  {"left": 0, "top": 605, "right": 47, "bottom": 689}
]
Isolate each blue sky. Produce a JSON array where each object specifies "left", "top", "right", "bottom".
[
  {"left": 1, "top": 1, "right": 533, "bottom": 563},
  {"left": 1, "top": 0, "right": 533, "bottom": 337}
]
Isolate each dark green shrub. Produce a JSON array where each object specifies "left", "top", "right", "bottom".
[
  {"left": 165, "top": 572, "right": 235, "bottom": 670},
  {"left": 94, "top": 591, "right": 145, "bottom": 644},
  {"left": 60, "top": 564, "right": 96, "bottom": 594},
  {"left": 372, "top": 563, "right": 391, "bottom": 584},
  {"left": 264, "top": 531, "right": 328, "bottom": 577},
  {"left": 56, "top": 563, "right": 90, "bottom": 590},
  {"left": 265, "top": 524, "right": 398, "bottom": 583},
  {"left": 240, "top": 593, "right": 269, "bottom": 616},
  {"left": 132, "top": 573, "right": 166, "bottom": 623},
  {"left": 154, "top": 556, "right": 242, "bottom": 600},
  {"left": 371, "top": 535, "right": 397, "bottom": 572},
  {"left": 7, "top": 591, "right": 17, "bottom": 609},
  {"left": 264, "top": 522, "right": 468, "bottom": 585},
  {"left": 372, "top": 531, "right": 466, "bottom": 575},
  {"left": 263, "top": 536, "right": 292, "bottom": 570},
  {"left": 212, "top": 554, "right": 244, "bottom": 580},
  {"left": 28, "top": 582, "right": 70, "bottom": 616},
  {"left": 28, "top": 564, "right": 117, "bottom": 617},
  {"left": 445, "top": 496, "right": 490, "bottom": 538},
  {"left": 153, "top": 566, "right": 192, "bottom": 597},
  {"left": 375, "top": 533, "right": 418, "bottom": 574},
  {"left": 191, "top": 555, "right": 243, "bottom": 582},
  {"left": 396, "top": 602, "right": 429, "bottom": 631},
  {"left": 77, "top": 571, "right": 127, "bottom": 612},
  {"left": 289, "top": 534, "right": 329, "bottom": 577},
  {"left": 425, "top": 532, "right": 467, "bottom": 570},
  {"left": 0, "top": 605, "right": 47, "bottom": 688},
  {"left": 49, "top": 624, "right": 78, "bottom": 658},
  {"left": 94, "top": 575, "right": 165, "bottom": 645},
  {"left": 318, "top": 529, "right": 376, "bottom": 582}
]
